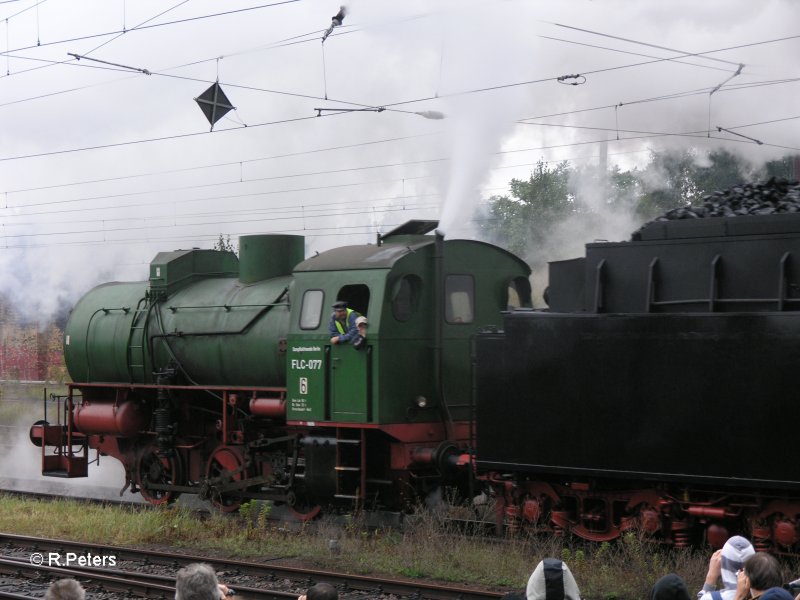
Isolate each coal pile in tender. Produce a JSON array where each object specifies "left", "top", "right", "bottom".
[{"left": 657, "top": 177, "right": 800, "bottom": 222}]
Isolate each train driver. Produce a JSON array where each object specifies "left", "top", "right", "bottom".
[{"left": 329, "top": 301, "right": 360, "bottom": 345}]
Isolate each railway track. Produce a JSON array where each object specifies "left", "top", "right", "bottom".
[{"left": 0, "top": 533, "right": 504, "bottom": 600}]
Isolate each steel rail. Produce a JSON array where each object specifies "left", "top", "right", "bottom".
[
  {"left": 0, "top": 533, "right": 503, "bottom": 600},
  {"left": 0, "top": 555, "right": 297, "bottom": 600}
]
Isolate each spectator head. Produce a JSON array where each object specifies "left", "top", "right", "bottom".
[
  {"left": 175, "top": 563, "right": 221, "bottom": 600},
  {"left": 45, "top": 579, "right": 85, "bottom": 600},
  {"left": 649, "top": 574, "right": 691, "bottom": 600},
  {"left": 720, "top": 535, "right": 756, "bottom": 590},
  {"left": 306, "top": 583, "right": 338, "bottom": 600},
  {"left": 743, "top": 553, "right": 783, "bottom": 593},
  {"left": 332, "top": 301, "right": 347, "bottom": 314},
  {"left": 355, "top": 316, "right": 368, "bottom": 328},
  {"left": 526, "top": 558, "right": 580, "bottom": 600}
]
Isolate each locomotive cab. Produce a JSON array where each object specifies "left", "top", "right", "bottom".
[{"left": 284, "top": 220, "right": 531, "bottom": 510}]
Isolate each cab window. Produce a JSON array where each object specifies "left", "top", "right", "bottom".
[
  {"left": 392, "top": 275, "right": 422, "bottom": 322},
  {"left": 300, "top": 290, "right": 324, "bottom": 329},
  {"left": 336, "top": 284, "right": 370, "bottom": 316},
  {"left": 445, "top": 275, "right": 474, "bottom": 324}
]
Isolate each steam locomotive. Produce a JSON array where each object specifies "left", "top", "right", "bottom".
[
  {"left": 29, "top": 205, "right": 800, "bottom": 553},
  {"left": 30, "top": 220, "right": 532, "bottom": 517},
  {"left": 476, "top": 210, "right": 800, "bottom": 552}
]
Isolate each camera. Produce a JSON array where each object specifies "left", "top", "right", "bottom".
[{"left": 784, "top": 578, "right": 800, "bottom": 595}]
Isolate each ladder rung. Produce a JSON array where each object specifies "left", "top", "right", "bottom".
[
  {"left": 336, "top": 439, "right": 360, "bottom": 445},
  {"left": 334, "top": 494, "right": 359, "bottom": 499},
  {"left": 335, "top": 466, "right": 360, "bottom": 472}
]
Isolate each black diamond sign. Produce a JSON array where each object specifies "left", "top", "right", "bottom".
[{"left": 194, "top": 82, "right": 234, "bottom": 131}]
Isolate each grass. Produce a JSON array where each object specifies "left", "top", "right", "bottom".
[{"left": 4, "top": 494, "right": 798, "bottom": 600}]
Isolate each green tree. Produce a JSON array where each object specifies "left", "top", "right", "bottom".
[
  {"left": 692, "top": 149, "right": 752, "bottom": 197},
  {"left": 762, "top": 155, "right": 799, "bottom": 180},
  {"left": 635, "top": 149, "right": 752, "bottom": 219},
  {"left": 213, "top": 234, "right": 238, "bottom": 255},
  {"left": 482, "top": 159, "right": 575, "bottom": 257},
  {"left": 635, "top": 149, "right": 697, "bottom": 219},
  {"left": 482, "top": 150, "right": 799, "bottom": 268}
]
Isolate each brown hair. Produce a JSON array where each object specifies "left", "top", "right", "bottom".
[
  {"left": 45, "top": 579, "right": 85, "bottom": 600},
  {"left": 743, "top": 553, "right": 782, "bottom": 591},
  {"left": 306, "top": 583, "right": 338, "bottom": 600}
]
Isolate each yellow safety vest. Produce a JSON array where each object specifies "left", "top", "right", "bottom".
[{"left": 335, "top": 308, "right": 354, "bottom": 334}]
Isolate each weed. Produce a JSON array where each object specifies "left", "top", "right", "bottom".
[
  {"left": 256, "top": 502, "right": 271, "bottom": 530},
  {"left": 2, "top": 493, "right": 799, "bottom": 600},
  {"left": 239, "top": 500, "right": 255, "bottom": 523}
]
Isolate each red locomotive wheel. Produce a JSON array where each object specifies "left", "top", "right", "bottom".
[
  {"left": 135, "top": 445, "right": 184, "bottom": 505},
  {"left": 288, "top": 503, "right": 322, "bottom": 522},
  {"left": 206, "top": 446, "right": 246, "bottom": 513},
  {"left": 285, "top": 489, "right": 322, "bottom": 522}
]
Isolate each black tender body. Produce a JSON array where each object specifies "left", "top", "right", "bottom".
[
  {"left": 475, "top": 211, "right": 800, "bottom": 549},
  {"left": 477, "top": 311, "right": 800, "bottom": 487}
]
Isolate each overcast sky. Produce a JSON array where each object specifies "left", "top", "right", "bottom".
[{"left": 0, "top": 0, "right": 798, "bottom": 319}]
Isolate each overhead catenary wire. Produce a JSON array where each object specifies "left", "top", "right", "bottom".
[
  {"left": 0, "top": 8, "right": 796, "bottom": 252},
  {"left": 0, "top": 147, "right": 655, "bottom": 224},
  {"left": 2, "top": 193, "right": 445, "bottom": 228},
  {"left": 0, "top": 7, "right": 796, "bottom": 127},
  {"left": 2, "top": 69, "right": 797, "bottom": 197},
  {"left": 0, "top": 222, "right": 437, "bottom": 249},
  {"left": 3, "top": 114, "right": 788, "bottom": 213},
  {"left": 539, "top": 34, "right": 736, "bottom": 74},
  {"left": 79, "top": 0, "right": 192, "bottom": 58},
  {"left": 2, "top": 29, "right": 798, "bottom": 166},
  {"left": 4, "top": 107, "right": 797, "bottom": 211},
  {"left": 518, "top": 114, "right": 800, "bottom": 139},
  {"left": 5, "top": 156, "right": 450, "bottom": 210},
  {"left": 1, "top": 147, "right": 650, "bottom": 229},
  {"left": 0, "top": 0, "right": 47, "bottom": 23},
  {"left": 2, "top": 110, "right": 798, "bottom": 223},
  {"left": 544, "top": 20, "right": 744, "bottom": 68},
  {"left": 0, "top": 202, "right": 445, "bottom": 240},
  {"left": 0, "top": 26, "right": 346, "bottom": 105},
  {"left": 0, "top": 109, "right": 356, "bottom": 163},
  {"left": 0, "top": 0, "right": 306, "bottom": 80},
  {"left": 375, "top": 32, "right": 800, "bottom": 111},
  {"left": 517, "top": 77, "right": 800, "bottom": 124},
  {"left": 2, "top": 128, "right": 795, "bottom": 227},
  {"left": 1, "top": 132, "right": 441, "bottom": 195},
  {"left": 0, "top": 1, "right": 301, "bottom": 58}
]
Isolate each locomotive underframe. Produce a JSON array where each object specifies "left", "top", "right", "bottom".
[
  {"left": 486, "top": 472, "right": 800, "bottom": 553},
  {"left": 31, "top": 382, "right": 471, "bottom": 515}
]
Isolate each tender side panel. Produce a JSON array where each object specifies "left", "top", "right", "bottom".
[{"left": 476, "top": 312, "right": 800, "bottom": 488}]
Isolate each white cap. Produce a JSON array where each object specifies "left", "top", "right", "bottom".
[
  {"left": 526, "top": 559, "right": 581, "bottom": 600},
  {"left": 355, "top": 316, "right": 368, "bottom": 326}
]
